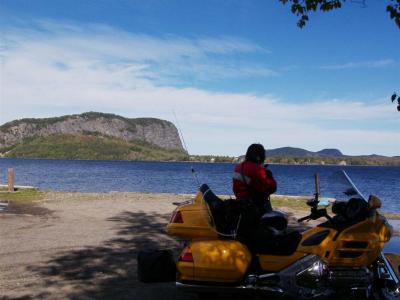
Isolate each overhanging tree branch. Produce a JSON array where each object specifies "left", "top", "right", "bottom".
[
  {"left": 279, "top": 0, "right": 400, "bottom": 29},
  {"left": 391, "top": 93, "right": 400, "bottom": 111}
]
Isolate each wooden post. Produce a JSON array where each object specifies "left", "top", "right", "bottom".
[{"left": 7, "top": 168, "right": 14, "bottom": 192}]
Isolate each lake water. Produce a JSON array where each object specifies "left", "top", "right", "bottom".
[
  {"left": 386, "top": 220, "right": 400, "bottom": 252},
  {"left": 0, "top": 158, "right": 399, "bottom": 213}
]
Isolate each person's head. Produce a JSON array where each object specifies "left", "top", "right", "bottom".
[{"left": 245, "top": 143, "right": 266, "bottom": 164}]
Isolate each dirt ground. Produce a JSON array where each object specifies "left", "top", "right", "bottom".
[
  {"left": 0, "top": 192, "right": 196, "bottom": 300},
  {"left": 0, "top": 192, "right": 395, "bottom": 300}
]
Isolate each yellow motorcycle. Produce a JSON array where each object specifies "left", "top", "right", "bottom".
[{"left": 167, "top": 170, "right": 400, "bottom": 299}]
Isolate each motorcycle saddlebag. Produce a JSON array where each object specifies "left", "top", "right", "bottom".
[
  {"left": 137, "top": 250, "right": 176, "bottom": 282},
  {"left": 177, "top": 240, "right": 251, "bottom": 283}
]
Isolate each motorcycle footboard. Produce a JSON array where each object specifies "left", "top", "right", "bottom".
[
  {"left": 176, "top": 281, "right": 284, "bottom": 296},
  {"left": 176, "top": 281, "right": 249, "bottom": 294}
]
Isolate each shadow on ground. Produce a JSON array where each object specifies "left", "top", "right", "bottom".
[
  {"left": 18, "top": 211, "right": 192, "bottom": 300},
  {"left": 2, "top": 210, "right": 315, "bottom": 300},
  {"left": 2, "top": 201, "right": 53, "bottom": 216}
]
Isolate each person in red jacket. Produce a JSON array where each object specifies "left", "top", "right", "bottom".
[
  {"left": 233, "top": 143, "right": 277, "bottom": 209},
  {"left": 232, "top": 143, "right": 277, "bottom": 244}
]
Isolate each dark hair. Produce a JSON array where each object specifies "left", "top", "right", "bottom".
[{"left": 245, "top": 143, "right": 266, "bottom": 164}]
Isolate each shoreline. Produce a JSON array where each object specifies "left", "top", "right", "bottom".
[
  {"left": 1, "top": 189, "right": 400, "bottom": 226},
  {"left": 1, "top": 188, "right": 400, "bottom": 218},
  {"left": 1, "top": 156, "right": 400, "bottom": 166}
]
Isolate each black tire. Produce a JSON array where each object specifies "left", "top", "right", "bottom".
[{"left": 373, "top": 288, "right": 400, "bottom": 300}]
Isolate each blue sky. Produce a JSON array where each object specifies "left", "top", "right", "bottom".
[{"left": 0, "top": 0, "right": 399, "bottom": 156}]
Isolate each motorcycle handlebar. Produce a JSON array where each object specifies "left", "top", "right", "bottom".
[
  {"left": 298, "top": 215, "right": 311, "bottom": 223},
  {"left": 298, "top": 208, "right": 332, "bottom": 223}
]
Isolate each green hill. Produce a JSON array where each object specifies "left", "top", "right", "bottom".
[{"left": 3, "top": 134, "right": 188, "bottom": 161}]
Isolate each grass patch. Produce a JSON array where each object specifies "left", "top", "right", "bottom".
[
  {"left": 271, "top": 195, "right": 400, "bottom": 219},
  {"left": 0, "top": 187, "right": 45, "bottom": 202},
  {"left": 270, "top": 195, "right": 310, "bottom": 211},
  {"left": 383, "top": 213, "right": 400, "bottom": 220}
]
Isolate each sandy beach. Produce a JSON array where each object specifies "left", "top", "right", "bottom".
[{"left": 0, "top": 192, "right": 398, "bottom": 300}]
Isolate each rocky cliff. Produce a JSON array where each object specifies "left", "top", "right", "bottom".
[{"left": 0, "top": 112, "right": 184, "bottom": 152}]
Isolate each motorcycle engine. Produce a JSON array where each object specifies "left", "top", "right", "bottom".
[
  {"left": 296, "top": 262, "right": 373, "bottom": 289},
  {"left": 296, "top": 264, "right": 373, "bottom": 289},
  {"left": 278, "top": 255, "right": 374, "bottom": 299},
  {"left": 327, "top": 267, "right": 373, "bottom": 288}
]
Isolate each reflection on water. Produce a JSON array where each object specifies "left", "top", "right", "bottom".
[
  {"left": 384, "top": 220, "right": 400, "bottom": 253},
  {"left": 385, "top": 237, "right": 400, "bottom": 253}
]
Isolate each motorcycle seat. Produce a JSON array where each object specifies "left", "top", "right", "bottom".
[
  {"left": 260, "top": 210, "right": 288, "bottom": 231},
  {"left": 254, "top": 230, "right": 302, "bottom": 256},
  {"left": 200, "top": 184, "right": 224, "bottom": 210},
  {"left": 199, "top": 184, "right": 235, "bottom": 236}
]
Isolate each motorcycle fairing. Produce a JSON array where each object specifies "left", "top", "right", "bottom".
[
  {"left": 258, "top": 251, "right": 307, "bottom": 272},
  {"left": 258, "top": 213, "right": 392, "bottom": 272}
]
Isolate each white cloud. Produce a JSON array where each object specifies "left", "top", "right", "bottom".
[
  {"left": 320, "top": 59, "right": 396, "bottom": 70},
  {"left": 0, "top": 20, "right": 399, "bottom": 156}
]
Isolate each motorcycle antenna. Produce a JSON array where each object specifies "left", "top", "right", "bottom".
[
  {"left": 172, "top": 110, "right": 200, "bottom": 188},
  {"left": 341, "top": 170, "right": 367, "bottom": 201},
  {"left": 314, "top": 173, "right": 320, "bottom": 201},
  {"left": 172, "top": 112, "right": 238, "bottom": 238}
]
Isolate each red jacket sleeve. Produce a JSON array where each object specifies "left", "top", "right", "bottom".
[{"left": 253, "top": 165, "right": 277, "bottom": 196}]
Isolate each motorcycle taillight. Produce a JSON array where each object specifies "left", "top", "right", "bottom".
[
  {"left": 171, "top": 211, "right": 183, "bottom": 223},
  {"left": 179, "top": 247, "right": 193, "bottom": 262}
]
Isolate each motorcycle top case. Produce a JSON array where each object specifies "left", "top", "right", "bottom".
[{"left": 137, "top": 250, "right": 176, "bottom": 283}]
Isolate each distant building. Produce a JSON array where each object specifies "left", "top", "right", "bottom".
[{"left": 339, "top": 160, "right": 347, "bottom": 166}]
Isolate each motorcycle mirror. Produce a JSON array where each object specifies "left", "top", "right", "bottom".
[{"left": 368, "top": 195, "right": 381, "bottom": 209}]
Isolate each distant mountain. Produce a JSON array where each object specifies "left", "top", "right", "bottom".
[
  {"left": 365, "top": 154, "right": 386, "bottom": 158},
  {"left": 316, "top": 149, "right": 343, "bottom": 157},
  {"left": 266, "top": 147, "right": 311, "bottom": 157},
  {"left": 0, "top": 112, "right": 187, "bottom": 161},
  {"left": 266, "top": 147, "right": 343, "bottom": 158},
  {"left": 262, "top": 147, "right": 400, "bottom": 166}
]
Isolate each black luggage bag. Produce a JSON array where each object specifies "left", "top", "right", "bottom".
[{"left": 137, "top": 250, "right": 176, "bottom": 283}]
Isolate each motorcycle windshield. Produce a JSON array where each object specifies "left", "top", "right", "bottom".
[{"left": 325, "top": 170, "right": 367, "bottom": 203}]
